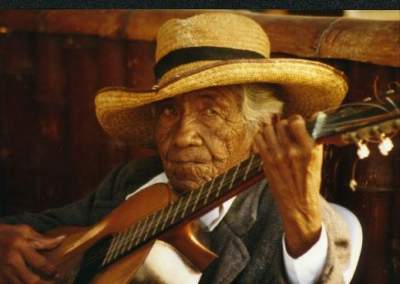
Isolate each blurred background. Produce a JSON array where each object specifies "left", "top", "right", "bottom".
[{"left": 0, "top": 9, "right": 399, "bottom": 283}]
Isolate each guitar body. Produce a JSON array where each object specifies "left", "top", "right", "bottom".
[{"left": 42, "top": 183, "right": 217, "bottom": 283}]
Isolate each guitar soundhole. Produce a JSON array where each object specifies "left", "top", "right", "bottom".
[{"left": 73, "top": 236, "right": 112, "bottom": 283}]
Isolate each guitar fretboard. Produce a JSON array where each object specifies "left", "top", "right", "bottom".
[{"left": 101, "top": 153, "right": 263, "bottom": 267}]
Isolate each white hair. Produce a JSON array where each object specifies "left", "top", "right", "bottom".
[{"left": 239, "top": 83, "right": 284, "bottom": 127}]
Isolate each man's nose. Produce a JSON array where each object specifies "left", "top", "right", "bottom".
[{"left": 173, "top": 116, "right": 202, "bottom": 147}]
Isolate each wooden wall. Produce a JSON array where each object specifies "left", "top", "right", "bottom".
[
  {"left": 321, "top": 61, "right": 400, "bottom": 284},
  {"left": 0, "top": 11, "right": 399, "bottom": 283}
]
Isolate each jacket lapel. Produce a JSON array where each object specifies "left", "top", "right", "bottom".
[{"left": 200, "top": 180, "right": 267, "bottom": 284}]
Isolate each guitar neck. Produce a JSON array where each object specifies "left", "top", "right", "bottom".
[{"left": 307, "top": 94, "right": 400, "bottom": 145}]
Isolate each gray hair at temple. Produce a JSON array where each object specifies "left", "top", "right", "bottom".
[{"left": 238, "top": 83, "right": 284, "bottom": 127}]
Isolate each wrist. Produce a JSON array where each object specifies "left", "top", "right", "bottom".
[{"left": 280, "top": 207, "right": 322, "bottom": 258}]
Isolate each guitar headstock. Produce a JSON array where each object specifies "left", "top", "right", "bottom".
[
  {"left": 341, "top": 117, "right": 400, "bottom": 158},
  {"left": 311, "top": 82, "right": 400, "bottom": 159}
]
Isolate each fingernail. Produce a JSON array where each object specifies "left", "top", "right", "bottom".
[
  {"left": 56, "top": 235, "right": 66, "bottom": 240},
  {"left": 291, "top": 114, "right": 303, "bottom": 121}
]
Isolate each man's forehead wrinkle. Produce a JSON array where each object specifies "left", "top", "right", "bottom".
[
  {"left": 156, "top": 88, "right": 239, "bottom": 109},
  {"left": 194, "top": 87, "right": 240, "bottom": 109}
]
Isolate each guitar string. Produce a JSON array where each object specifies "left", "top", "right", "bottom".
[
  {"left": 99, "top": 158, "right": 259, "bottom": 265},
  {"left": 106, "top": 156, "right": 259, "bottom": 248},
  {"left": 82, "top": 167, "right": 259, "bottom": 269},
  {"left": 111, "top": 156, "right": 261, "bottom": 251},
  {"left": 308, "top": 106, "right": 395, "bottom": 137},
  {"left": 80, "top": 157, "right": 263, "bottom": 269},
  {"left": 101, "top": 156, "right": 261, "bottom": 267}
]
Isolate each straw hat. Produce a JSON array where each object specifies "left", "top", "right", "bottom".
[{"left": 95, "top": 12, "right": 348, "bottom": 147}]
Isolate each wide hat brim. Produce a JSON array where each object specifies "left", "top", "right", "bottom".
[{"left": 95, "top": 58, "right": 348, "bottom": 147}]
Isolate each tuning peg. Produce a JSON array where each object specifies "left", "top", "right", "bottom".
[
  {"left": 378, "top": 135, "right": 394, "bottom": 156},
  {"left": 356, "top": 141, "right": 370, "bottom": 159},
  {"left": 349, "top": 179, "right": 358, "bottom": 191}
]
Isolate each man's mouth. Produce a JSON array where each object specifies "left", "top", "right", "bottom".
[
  {"left": 167, "top": 150, "right": 212, "bottom": 164},
  {"left": 168, "top": 161, "right": 209, "bottom": 176},
  {"left": 169, "top": 159, "right": 208, "bottom": 164},
  {"left": 164, "top": 159, "right": 213, "bottom": 187},
  {"left": 163, "top": 149, "right": 225, "bottom": 191}
]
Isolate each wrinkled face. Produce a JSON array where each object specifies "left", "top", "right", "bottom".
[{"left": 154, "top": 86, "right": 256, "bottom": 194}]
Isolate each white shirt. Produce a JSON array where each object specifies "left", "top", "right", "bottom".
[{"left": 127, "top": 172, "right": 348, "bottom": 284}]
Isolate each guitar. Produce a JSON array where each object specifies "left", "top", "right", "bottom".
[{"left": 42, "top": 89, "right": 400, "bottom": 283}]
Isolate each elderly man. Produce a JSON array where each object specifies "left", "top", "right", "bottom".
[{"left": 0, "top": 13, "right": 352, "bottom": 284}]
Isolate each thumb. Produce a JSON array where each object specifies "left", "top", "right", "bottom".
[{"left": 31, "top": 235, "right": 66, "bottom": 250}]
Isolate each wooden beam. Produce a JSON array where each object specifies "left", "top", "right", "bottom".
[{"left": 0, "top": 10, "right": 398, "bottom": 66}]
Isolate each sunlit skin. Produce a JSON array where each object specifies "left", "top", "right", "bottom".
[{"left": 155, "top": 85, "right": 323, "bottom": 257}]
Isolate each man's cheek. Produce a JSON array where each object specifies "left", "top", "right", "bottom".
[
  {"left": 203, "top": 133, "right": 229, "bottom": 161},
  {"left": 156, "top": 133, "right": 171, "bottom": 158}
]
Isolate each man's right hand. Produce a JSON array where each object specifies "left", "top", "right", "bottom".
[{"left": 0, "top": 224, "right": 65, "bottom": 284}]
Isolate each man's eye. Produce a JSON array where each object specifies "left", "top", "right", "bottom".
[
  {"left": 161, "top": 106, "right": 177, "bottom": 116},
  {"left": 204, "top": 108, "right": 219, "bottom": 116}
]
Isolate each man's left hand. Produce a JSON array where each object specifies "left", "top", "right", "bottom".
[{"left": 254, "top": 114, "right": 323, "bottom": 258}]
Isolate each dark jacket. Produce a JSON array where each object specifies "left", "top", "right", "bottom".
[{"left": 0, "top": 156, "right": 350, "bottom": 283}]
